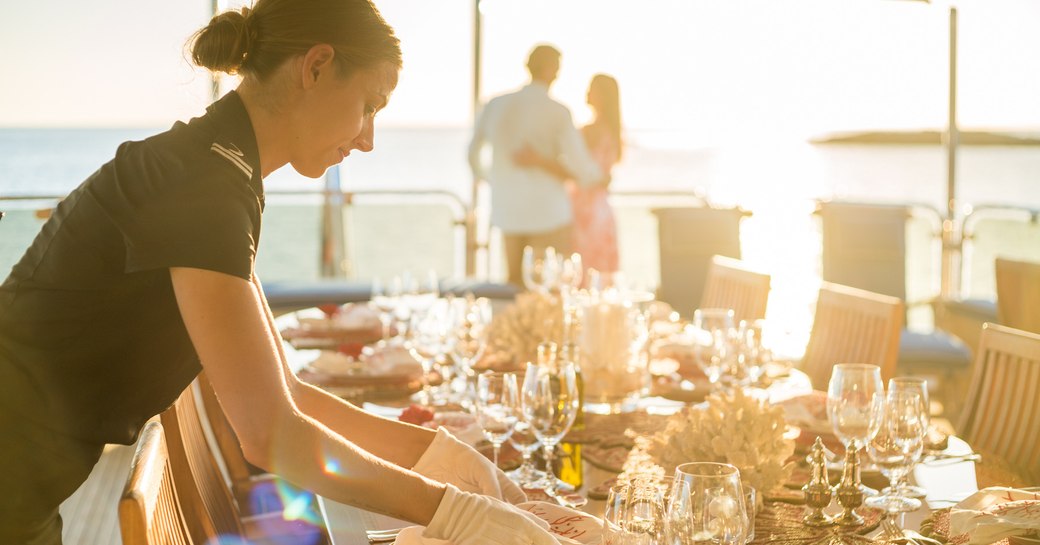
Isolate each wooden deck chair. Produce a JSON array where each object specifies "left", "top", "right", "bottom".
[
  {"left": 816, "top": 200, "right": 973, "bottom": 418},
  {"left": 957, "top": 323, "right": 1040, "bottom": 483},
  {"left": 700, "top": 255, "right": 770, "bottom": 324},
  {"left": 995, "top": 257, "right": 1040, "bottom": 334},
  {"left": 802, "top": 282, "right": 904, "bottom": 389},
  {"left": 162, "top": 382, "right": 327, "bottom": 545},
  {"left": 119, "top": 420, "right": 194, "bottom": 545},
  {"left": 197, "top": 373, "right": 319, "bottom": 517}
]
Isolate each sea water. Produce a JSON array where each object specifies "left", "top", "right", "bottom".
[{"left": 2, "top": 127, "right": 1039, "bottom": 338}]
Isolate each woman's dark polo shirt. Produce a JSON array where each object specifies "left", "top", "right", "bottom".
[{"left": 0, "top": 91, "right": 264, "bottom": 446}]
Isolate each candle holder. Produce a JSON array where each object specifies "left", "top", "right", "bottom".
[
  {"left": 802, "top": 437, "right": 834, "bottom": 527},
  {"left": 834, "top": 446, "right": 865, "bottom": 526}
]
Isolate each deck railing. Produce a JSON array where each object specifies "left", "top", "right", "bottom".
[{"left": 3, "top": 191, "right": 1038, "bottom": 302}]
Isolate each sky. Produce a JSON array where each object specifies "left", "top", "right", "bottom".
[{"left": 2, "top": 0, "right": 1039, "bottom": 142}]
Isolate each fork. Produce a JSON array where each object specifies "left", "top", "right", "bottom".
[{"left": 366, "top": 527, "right": 405, "bottom": 543}]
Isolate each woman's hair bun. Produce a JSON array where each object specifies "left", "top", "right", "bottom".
[{"left": 190, "top": 8, "right": 255, "bottom": 74}]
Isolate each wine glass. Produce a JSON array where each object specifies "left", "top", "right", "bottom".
[
  {"left": 865, "top": 389, "right": 926, "bottom": 513},
  {"left": 664, "top": 462, "right": 749, "bottom": 545},
  {"left": 449, "top": 298, "right": 490, "bottom": 374},
  {"left": 370, "top": 275, "right": 402, "bottom": 345},
  {"left": 407, "top": 299, "right": 449, "bottom": 406},
  {"left": 692, "top": 308, "right": 736, "bottom": 388},
  {"left": 520, "top": 360, "right": 579, "bottom": 498},
  {"left": 827, "top": 363, "right": 885, "bottom": 496},
  {"left": 888, "top": 377, "right": 930, "bottom": 498},
  {"left": 475, "top": 372, "right": 519, "bottom": 467},
  {"left": 407, "top": 269, "right": 440, "bottom": 316},
  {"left": 522, "top": 246, "right": 559, "bottom": 292},
  {"left": 506, "top": 419, "right": 545, "bottom": 488}
]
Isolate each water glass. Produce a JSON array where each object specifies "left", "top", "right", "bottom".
[
  {"left": 505, "top": 418, "right": 545, "bottom": 487},
  {"left": 888, "top": 377, "right": 929, "bottom": 498},
  {"left": 522, "top": 245, "right": 559, "bottom": 292},
  {"left": 865, "top": 389, "right": 926, "bottom": 513},
  {"left": 692, "top": 308, "right": 736, "bottom": 388},
  {"left": 370, "top": 275, "right": 402, "bottom": 344},
  {"left": 605, "top": 480, "right": 666, "bottom": 545},
  {"left": 827, "top": 364, "right": 884, "bottom": 450},
  {"left": 665, "top": 462, "right": 749, "bottom": 545},
  {"left": 475, "top": 371, "right": 519, "bottom": 467}
]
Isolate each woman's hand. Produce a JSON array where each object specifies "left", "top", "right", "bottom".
[
  {"left": 512, "top": 145, "right": 543, "bottom": 168},
  {"left": 412, "top": 428, "right": 527, "bottom": 504},
  {"left": 423, "top": 485, "right": 558, "bottom": 545}
]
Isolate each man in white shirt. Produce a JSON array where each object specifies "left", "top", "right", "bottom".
[{"left": 469, "top": 44, "right": 603, "bottom": 286}]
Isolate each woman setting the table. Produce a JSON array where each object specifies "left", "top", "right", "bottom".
[{"left": 0, "top": 1, "right": 557, "bottom": 544}]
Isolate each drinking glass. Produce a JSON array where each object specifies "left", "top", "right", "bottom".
[
  {"left": 827, "top": 363, "right": 885, "bottom": 495},
  {"left": 407, "top": 299, "right": 449, "bottom": 406},
  {"left": 407, "top": 269, "right": 440, "bottom": 316},
  {"left": 448, "top": 297, "right": 490, "bottom": 386},
  {"left": 865, "top": 389, "right": 926, "bottom": 512},
  {"left": 692, "top": 308, "right": 736, "bottom": 388},
  {"left": 475, "top": 372, "right": 519, "bottom": 467},
  {"left": 888, "top": 377, "right": 929, "bottom": 498},
  {"left": 664, "top": 462, "right": 749, "bottom": 545},
  {"left": 522, "top": 246, "right": 559, "bottom": 292},
  {"left": 605, "top": 480, "right": 666, "bottom": 545},
  {"left": 520, "top": 360, "right": 579, "bottom": 497},
  {"left": 736, "top": 319, "right": 769, "bottom": 386},
  {"left": 370, "top": 275, "right": 402, "bottom": 345},
  {"left": 506, "top": 418, "right": 545, "bottom": 487}
]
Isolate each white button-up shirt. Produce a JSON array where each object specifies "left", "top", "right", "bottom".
[{"left": 469, "top": 83, "right": 603, "bottom": 234}]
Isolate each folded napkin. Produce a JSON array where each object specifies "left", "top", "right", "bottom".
[
  {"left": 948, "top": 487, "right": 1040, "bottom": 545},
  {"left": 394, "top": 501, "right": 601, "bottom": 545}
]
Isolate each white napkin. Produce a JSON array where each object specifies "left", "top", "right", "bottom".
[
  {"left": 393, "top": 501, "right": 601, "bottom": 545},
  {"left": 948, "top": 486, "right": 1040, "bottom": 545}
]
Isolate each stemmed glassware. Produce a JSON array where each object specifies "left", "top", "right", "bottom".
[
  {"left": 506, "top": 418, "right": 545, "bottom": 488},
  {"left": 827, "top": 363, "right": 885, "bottom": 497},
  {"left": 692, "top": 308, "right": 736, "bottom": 389},
  {"left": 407, "top": 299, "right": 450, "bottom": 406},
  {"left": 370, "top": 275, "right": 402, "bottom": 345},
  {"left": 865, "top": 388, "right": 927, "bottom": 513},
  {"left": 888, "top": 377, "right": 930, "bottom": 498},
  {"left": 475, "top": 371, "right": 519, "bottom": 467},
  {"left": 664, "top": 462, "right": 749, "bottom": 545},
  {"left": 520, "top": 359, "right": 579, "bottom": 498},
  {"left": 522, "top": 246, "right": 559, "bottom": 292},
  {"left": 447, "top": 297, "right": 491, "bottom": 400}
]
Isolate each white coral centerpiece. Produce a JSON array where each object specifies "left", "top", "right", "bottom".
[
  {"left": 624, "top": 388, "right": 795, "bottom": 499},
  {"left": 485, "top": 291, "right": 563, "bottom": 368}
]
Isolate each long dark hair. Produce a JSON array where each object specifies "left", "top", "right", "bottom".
[
  {"left": 190, "top": 0, "right": 402, "bottom": 80},
  {"left": 591, "top": 74, "right": 622, "bottom": 161}
]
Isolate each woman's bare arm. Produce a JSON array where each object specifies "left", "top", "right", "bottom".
[
  {"left": 170, "top": 267, "right": 444, "bottom": 524},
  {"left": 248, "top": 275, "right": 436, "bottom": 469}
]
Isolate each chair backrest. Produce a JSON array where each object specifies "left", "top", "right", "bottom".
[
  {"left": 161, "top": 382, "right": 246, "bottom": 544},
  {"left": 196, "top": 372, "right": 255, "bottom": 493},
  {"left": 652, "top": 206, "right": 747, "bottom": 317},
  {"left": 817, "top": 201, "right": 910, "bottom": 301},
  {"left": 995, "top": 257, "right": 1040, "bottom": 334},
  {"left": 802, "top": 282, "right": 905, "bottom": 389},
  {"left": 700, "top": 255, "right": 771, "bottom": 323},
  {"left": 958, "top": 323, "right": 1040, "bottom": 482},
  {"left": 119, "top": 421, "right": 194, "bottom": 545}
]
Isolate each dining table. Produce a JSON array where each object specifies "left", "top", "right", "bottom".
[{"left": 276, "top": 305, "right": 998, "bottom": 545}]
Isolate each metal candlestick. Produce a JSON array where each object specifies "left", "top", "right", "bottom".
[{"left": 802, "top": 437, "right": 834, "bottom": 527}]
